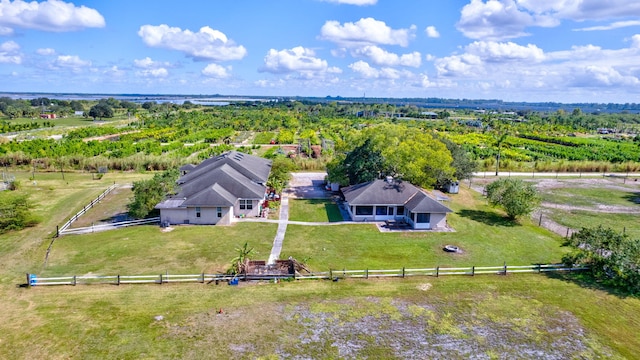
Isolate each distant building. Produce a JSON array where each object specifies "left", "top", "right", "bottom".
[{"left": 39, "top": 113, "right": 56, "bottom": 119}]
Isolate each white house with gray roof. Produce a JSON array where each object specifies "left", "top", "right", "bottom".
[
  {"left": 156, "top": 151, "right": 272, "bottom": 225},
  {"left": 341, "top": 178, "right": 452, "bottom": 230}
]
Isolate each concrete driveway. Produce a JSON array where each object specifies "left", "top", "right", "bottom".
[{"left": 287, "top": 172, "right": 330, "bottom": 199}]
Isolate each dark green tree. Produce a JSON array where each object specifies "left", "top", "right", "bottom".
[
  {"left": 485, "top": 178, "right": 540, "bottom": 220},
  {"left": 345, "top": 138, "right": 385, "bottom": 185},
  {"left": 0, "top": 193, "right": 40, "bottom": 233},
  {"left": 563, "top": 226, "right": 640, "bottom": 294},
  {"left": 437, "top": 138, "right": 477, "bottom": 187},
  {"left": 88, "top": 103, "right": 114, "bottom": 120},
  {"left": 128, "top": 169, "right": 179, "bottom": 218},
  {"left": 267, "top": 157, "right": 294, "bottom": 194}
]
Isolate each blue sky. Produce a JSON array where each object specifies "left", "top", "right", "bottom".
[{"left": 2, "top": 0, "right": 640, "bottom": 103}]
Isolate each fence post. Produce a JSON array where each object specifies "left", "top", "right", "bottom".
[
  {"left": 200, "top": 272, "right": 205, "bottom": 283},
  {"left": 471, "top": 266, "right": 475, "bottom": 276},
  {"left": 329, "top": 269, "right": 333, "bottom": 280},
  {"left": 159, "top": 274, "right": 163, "bottom": 284},
  {"left": 537, "top": 264, "right": 541, "bottom": 273},
  {"left": 343, "top": 268, "right": 346, "bottom": 279},
  {"left": 117, "top": 274, "right": 120, "bottom": 285},
  {"left": 402, "top": 267, "right": 405, "bottom": 278},
  {"left": 73, "top": 275, "right": 77, "bottom": 286},
  {"left": 538, "top": 213, "right": 542, "bottom": 226},
  {"left": 503, "top": 262, "right": 507, "bottom": 275},
  {"left": 436, "top": 266, "right": 439, "bottom": 277},
  {"left": 26, "top": 273, "right": 31, "bottom": 288},
  {"left": 566, "top": 227, "right": 570, "bottom": 239},
  {"left": 365, "top": 269, "right": 368, "bottom": 279}
]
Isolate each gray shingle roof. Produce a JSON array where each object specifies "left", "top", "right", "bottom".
[
  {"left": 404, "top": 191, "right": 453, "bottom": 213},
  {"left": 342, "top": 179, "right": 452, "bottom": 213},
  {"left": 156, "top": 151, "right": 271, "bottom": 210},
  {"left": 342, "top": 179, "right": 420, "bottom": 205}
]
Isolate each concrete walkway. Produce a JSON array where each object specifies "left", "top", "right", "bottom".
[{"left": 267, "top": 193, "right": 289, "bottom": 264}]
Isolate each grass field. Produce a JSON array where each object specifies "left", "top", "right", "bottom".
[
  {"left": 284, "top": 189, "right": 567, "bottom": 270},
  {"left": 546, "top": 209, "right": 640, "bottom": 239},
  {"left": 1, "top": 171, "right": 640, "bottom": 358},
  {"left": 288, "top": 199, "right": 343, "bottom": 222},
  {"left": 539, "top": 185, "right": 640, "bottom": 207}
]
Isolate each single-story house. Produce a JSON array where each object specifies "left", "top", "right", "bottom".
[
  {"left": 341, "top": 177, "right": 453, "bottom": 230},
  {"left": 155, "top": 151, "right": 272, "bottom": 225}
]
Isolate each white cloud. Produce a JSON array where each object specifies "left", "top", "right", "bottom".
[
  {"left": 425, "top": 26, "right": 440, "bottom": 38},
  {"left": 320, "top": 18, "right": 416, "bottom": 47},
  {"left": 518, "top": 0, "right": 640, "bottom": 21},
  {"left": 466, "top": 41, "right": 545, "bottom": 62},
  {"left": 0, "top": 25, "right": 12, "bottom": 35},
  {"left": 319, "top": 0, "right": 377, "bottom": 5},
  {"left": 351, "top": 45, "right": 421, "bottom": 67},
  {"left": 202, "top": 63, "right": 231, "bottom": 78},
  {"left": 574, "top": 20, "right": 640, "bottom": 32},
  {"left": 348, "top": 60, "right": 410, "bottom": 79},
  {"left": 138, "top": 24, "right": 247, "bottom": 61},
  {"left": 0, "top": 0, "right": 105, "bottom": 32},
  {"left": 569, "top": 65, "right": 640, "bottom": 87},
  {"left": 36, "top": 48, "right": 55, "bottom": 56},
  {"left": 54, "top": 55, "right": 91, "bottom": 70},
  {"left": 261, "top": 46, "right": 332, "bottom": 77},
  {"left": 435, "top": 54, "right": 483, "bottom": 76},
  {"left": 458, "top": 1, "right": 640, "bottom": 41},
  {"left": 0, "top": 40, "right": 21, "bottom": 64},
  {"left": 133, "top": 57, "right": 172, "bottom": 69},
  {"left": 137, "top": 68, "right": 169, "bottom": 78},
  {"left": 456, "top": 0, "right": 551, "bottom": 40},
  {"left": 632, "top": 34, "right": 640, "bottom": 48}
]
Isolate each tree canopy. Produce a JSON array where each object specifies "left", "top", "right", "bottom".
[
  {"left": 0, "top": 192, "right": 40, "bottom": 233},
  {"left": 563, "top": 226, "right": 640, "bottom": 294},
  {"left": 485, "top": 178, "right": 540, "bottom": 220},
  {"left": 88, "top": 103, "right": 114, "bottom": 120},
  {"left": 328, "top": 124, "right": 455, "bottom": 188},
  {"left": 128, "top": 169, "right": 179, "bottom": 219}
]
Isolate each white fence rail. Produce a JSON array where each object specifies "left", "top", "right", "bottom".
[
  {"left": 56, "top": 184, "right": 118, "bottom": 237},
  {"left": 26, "top": 263, "right": 588, "bottom": 287},
  {"left": 59, "top": 217, "right": 160, "bottom": 236}
]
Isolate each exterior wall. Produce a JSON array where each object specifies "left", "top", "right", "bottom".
[
  {"left": 430, "top": 213, "right": 447, "bottom": 228},
  {"left": 233, "top": 199, "right": 262, "bottom": 218},
  {"left": 160, "top": 209, "right": 187, "bottom": 225},
  {"left": 347, "top": 203, "right": 404, "bottom": 222},
  {"left": 160, "top": 206, "right": 232, "bottom": 225},
  {"left": 406, "top": 212, "right": 448, "bottom": 229}
]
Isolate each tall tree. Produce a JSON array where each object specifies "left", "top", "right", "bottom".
[
  {"left": 485, "top": 178, "right": 540, "bottom": 220},
  {"left": 344, "top": 138, "right": 385, "bottom": 184},
  {"left": 88, "top": 103, "right": 114, "bottom": 120}
]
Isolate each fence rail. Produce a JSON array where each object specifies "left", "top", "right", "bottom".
[
  {"left": 59, "top": 217, "right": 160, "bottom": 236},
  {"left": 56, "top": 184, "right": 118, "bottom": 237},
  {"left": 26, "top": 263, "right": 588, "bottom": 287}
]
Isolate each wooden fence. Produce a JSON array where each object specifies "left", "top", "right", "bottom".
[
  {"left": 26, "top": 263, "right": 588, "bottom": 287},
  {"left": 59, "top": 217, "right": 160, "bottom": 236},
  {"left": 56, "top": 183, "right": 118, "bottom": 237}
]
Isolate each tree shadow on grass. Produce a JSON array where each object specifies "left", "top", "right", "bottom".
[
  {"left": 457, "top": 209, "right": 520, "bottom": 227},
  {"left": 622, "top": 191, "right": 640, "bottom": 205},
  {"left": 542, "top": 271, "right": 634, "bottom": 299}
]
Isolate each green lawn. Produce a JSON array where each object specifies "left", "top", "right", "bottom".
[
  {"left": 2, "top": 172, "right": 640, "bottom": 358},
  {"left": 546, "top": 209, "right": 640, "bottom": 239},
  {"left": 42, "top": 223, "right": 277, "bottom": 276},
  {"left": 288, "top": 199, "right": 343, "bottom": 222},
  {"left": 283, "top": 189, "right": 567, "bottom": 270},
  {"left": 540, "top": 185, "right": 640, "bottom": 207}
]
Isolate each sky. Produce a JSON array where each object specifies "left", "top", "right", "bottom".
[{"left": 2, "top": 0, "right": 640, "bottom": 103}]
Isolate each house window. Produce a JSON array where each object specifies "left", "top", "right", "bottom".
[
  {"left": 217, "top": 207, "right": 222, "bottom": 218},
  {"left": 416, "top": 213, "right": 431, "bottom": 223},
  {"left": 240, "top": 199, "right": 253, "bottom": 210},
  {"left": 355, "top": 206, "right": 373, "bottom": 216},
  {"left": 376, "top": 206, "right": 389, "bottom": 216},
  {"left": 396, "top": 206, "right": 405, "bottom": 216},
  {"left": 195, "top": 207, "right": 201, "bottom": 218}
]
